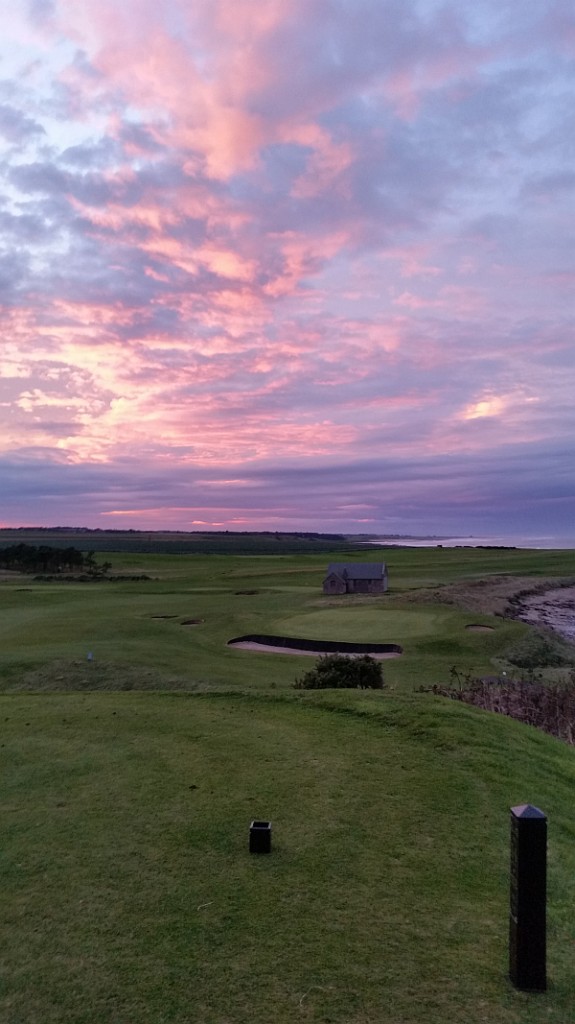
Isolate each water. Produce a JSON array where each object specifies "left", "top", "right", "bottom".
[{"left": 366, "top": 535, "right": 575, "bottom": 550}]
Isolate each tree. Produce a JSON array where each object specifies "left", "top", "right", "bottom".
[
  {"left": 294, "top": 654, "right": 385, "bottom": 690},
  {"left": 84, "top": 551, "right": 98, "bottom": 574},
  {"left": 0, "top": 543, "right": 110, "bottom": 576},
  {"left": 62, "top": 547, "right": 84, "bottom": 572}
]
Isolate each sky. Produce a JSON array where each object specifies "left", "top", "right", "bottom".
[{"left": 1, "top": 0, "right": 574, "bottom": 538}]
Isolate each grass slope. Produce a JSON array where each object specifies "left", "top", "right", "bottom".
[
  {"left": 2, "top": 547, "right": 575, "bottom": 1022},
  {"left": 2, "top": 691, "right": 575, "bottom": 1024}
]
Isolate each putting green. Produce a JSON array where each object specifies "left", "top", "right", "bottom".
[{"left": 276, "top": 606, "right": 447, "bottom": 643}]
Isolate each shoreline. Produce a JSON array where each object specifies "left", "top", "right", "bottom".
[{"left": 511, "top": 585, "right": 575, "bottom": 644}]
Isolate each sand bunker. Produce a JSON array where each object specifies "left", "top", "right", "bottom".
[
  {"left": 227, "top": 634, "right": 402, "bottom": 658},
  {"left": 465, "top": 624, "right": 495, "bottom": 632},
  {"left": 150, "top": 615, "right": 204, "bottom": 624}
]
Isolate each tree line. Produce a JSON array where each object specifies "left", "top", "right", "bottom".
[{"left": 0, "top": 543, "right": 110, "bottom": 576}]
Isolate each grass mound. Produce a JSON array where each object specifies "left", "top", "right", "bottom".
[{"left": 2, "top": 690, "right": 575, "bottom": 1024}]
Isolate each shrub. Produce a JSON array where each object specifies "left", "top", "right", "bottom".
[
  {"left": 294, "top": 654, "right": 385, "bottom": 690},
  {"left": 422, "top": 672, "right": 575, "bottom": 746},
  {"left": 504, "top": 632, "right": 569, "bottom": 670}
]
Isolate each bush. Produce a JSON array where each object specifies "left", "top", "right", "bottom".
[
  {"left": 294, "top": 654, "right": 385, "bottom": 690},
  {"left": 504, "top": 632, "right": 569, "bottom": 670},
  {"left": 422, "top": 672, "right": 575, "bottom": 746}
]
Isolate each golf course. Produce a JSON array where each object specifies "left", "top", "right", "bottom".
[{"left": 2, "top": 539, "right": 575, "bottom": 1023}]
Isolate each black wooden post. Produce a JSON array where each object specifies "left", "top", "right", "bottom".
[
  {"left": 249, "top": 820, "right": 272, "bottom": 854},
  {"left": 509, "top": 804, "right": 547, "bottom": 992}
]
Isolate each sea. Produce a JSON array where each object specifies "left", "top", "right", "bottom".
[{"left": 366, "top": 535, "right": 575, "bottom": 550}]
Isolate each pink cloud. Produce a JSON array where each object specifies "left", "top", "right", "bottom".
[
  {"left": 54, "top": 0, "right": 271, "bottom": 178},
  {"left": 0, "top": 0, "right": 572, "bottom": 538}
]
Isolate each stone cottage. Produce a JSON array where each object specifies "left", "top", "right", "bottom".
[{"left": 322, "top": 562, "right": 388, "bottom": 595}]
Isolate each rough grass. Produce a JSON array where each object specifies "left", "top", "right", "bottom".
[
  {"left": 9, "top": 658, "right": 200, "bottom": 692},
  {"left": 2, "top": 690, "right": 575, "bottom": 1024}
]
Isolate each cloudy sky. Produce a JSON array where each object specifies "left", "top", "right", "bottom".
[{"left": 1, "top": 0, "right": 574, "bottom": 538}]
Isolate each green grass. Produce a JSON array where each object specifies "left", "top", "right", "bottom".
[
  {"left": 2, "top": 691, "right": 575, "bottom": 1024},
  {"left": 1, "top": 546, "right": 566, "bottom": 693},
  {"left": 1, "top": 546, "right": 575, "bottom": 1022}
]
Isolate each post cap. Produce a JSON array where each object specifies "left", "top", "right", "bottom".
[{"left": 510, "top": 804, "right": 547, "bottom": 820}]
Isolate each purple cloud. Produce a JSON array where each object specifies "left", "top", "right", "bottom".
[
  {"left": 0, "top": 104, "right": 45, "bottom": 143},
  {"left": 0, "top": 0, "right": 573, "bottom": 540}
]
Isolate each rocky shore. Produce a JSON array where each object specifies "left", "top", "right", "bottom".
[{"left": 512, "top": 585, "right": 575, "bottom": 644}]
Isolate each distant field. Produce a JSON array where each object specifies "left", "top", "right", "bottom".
[
  {"left": 2, "top": 545, "right": 575, "bottom": 1022},
  {"left": 0, "top": 528, "right": 355, "bottom": 556},
  {"left": 1, "top": 545, "right": 574, "bottom": 693}
]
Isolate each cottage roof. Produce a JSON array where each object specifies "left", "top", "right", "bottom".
[{"left": 325, "top": 561, "right": 387, "bottom": 580}]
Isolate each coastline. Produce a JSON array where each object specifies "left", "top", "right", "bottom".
[
  {"left": 367, "top": 535, "right": 575, "bottom": 550},
  {"left": 512, "top": 585, "right": 575, "bottom": 645}
]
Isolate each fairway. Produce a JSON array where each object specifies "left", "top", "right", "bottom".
[
  {"left": 0, "top": 545, "right": 561, "bottom": 694},
  {"left": 277, "top": 605, "right": 451, "bottom": 641}
]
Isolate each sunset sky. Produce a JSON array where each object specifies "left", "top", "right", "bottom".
[{"left": 1, "top": 0, "right": 574, "bottom": 538}]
